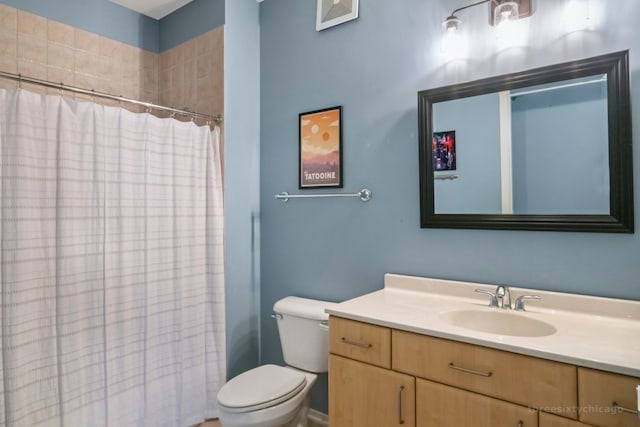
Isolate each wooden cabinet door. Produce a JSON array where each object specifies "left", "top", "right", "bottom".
[
  {"left": 329, "top": 354, "right": 415, "bottom": 427},
  {"left": 539, "top": 412, "right": 595, "bottom": 427},
  {"left": 416, "top": 378, "right": 538, "bottom": 427},
  {"left": 578, "top": 368, "right": 640, "bottom": 427}
]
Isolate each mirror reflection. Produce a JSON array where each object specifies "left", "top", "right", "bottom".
[{"left": 433, "top": 75, "right": 610, "bottom": 215}]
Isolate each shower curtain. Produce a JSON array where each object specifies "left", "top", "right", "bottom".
[{"left": 0, "top": 88, "right": 225, "bottom": 427}]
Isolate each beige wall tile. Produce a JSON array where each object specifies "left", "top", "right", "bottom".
[
  {"left": 75, "top": 50, "right": 101, "bottom": 77},
  {"left": 0, "top": 53, "right": 17, "bottom": 73},
  {"left": 171, "top": 63, "right": 184, "bottom": 92},
  {"left": 169, "top": 46, "right": 184, "bottom": 67},
  {"left": 182, "top": 39, "right": 196, "bottom": 61},
  {"left": 48, "top": 20, "right": 74, "bottom": 47},
  {"left": 0, "top": 78, "right": 18, "bottom": 89},
  {"left": 142, "top": 66, "right": 158, "bottom": 91},
  {"left": 47, "top": 66, "right": 74, "bottom": 86},
  {"left": 159, "top": 89, "right": 170, "bottom": 107},
  {"left": 47, "top": 42, "right": 74, "bottom": 71},
  {"left": 141, "top": 90, "right": 158, "bottom": 105},
  {"left": 17, "top": 10, "right": 46, "bottom": 39},
  {"left": 18, "top": 59, "right": 46, "bottom": 80},
  {"left": 196, "top": 30, "right": 215, "bottom": 55},
  {"left": 74, "top": 28, "right": 101, "bottom": 54},
  {"left": 98, "top": 37, "right": 119, "bottom": 58},
  {"left": 74, "top": 72, "right": 110, "bottom": 93},
  {"left": 211, "top": 27, "right": 223, "bottom": 56},
  {"left": 142, "top": 50, "right": 157, "bottom": 70},
  {"left": 18, "top": 34, "right": 46, "bottom": 64},
  {"left": 0, "top": 4, "right": 17, "bottom": 35},
  {"left": 196, "top": 52, "right": 213, "bottom": 79},
  {"left": 0, "top": 30, "right": 17, "bottom": 59},
  {"left": 159, "top": 50, "right": 171, "bottom": 71}
]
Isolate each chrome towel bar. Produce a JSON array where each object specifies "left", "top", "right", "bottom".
[{"left": 275, "top": 188, "right": 372, "bottom": 203}]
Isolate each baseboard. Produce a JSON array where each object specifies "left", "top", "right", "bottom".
[{"left": 308, "top": 409, "right": 329, "bottom": 427}]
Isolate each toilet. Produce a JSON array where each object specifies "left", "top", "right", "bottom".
[{"left": 217, "top": 296, "right": 334, "bottom": 427}]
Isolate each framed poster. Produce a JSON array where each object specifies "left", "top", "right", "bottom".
[
  {"left": 433, "top": 130, "right": 456, "bottom": 171},
  {"left": 299, "top": 106, "right": 343, "bottom": 188}
]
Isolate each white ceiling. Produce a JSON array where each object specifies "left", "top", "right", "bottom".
[{"left": 109, "top": 0, "right": 194, "bottom": 20}]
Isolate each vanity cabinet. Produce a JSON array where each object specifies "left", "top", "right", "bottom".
[
  {"left": 329, "top": 355, "right": 415, "bottom": 427},
  {"left": 328, "top": 317, "right": 414, "bottom": 427},
  {"left": 417, "top": 378, "right": 538, "bottom": 426},
  {"left": 577, "top": 368, "right": 640, "bottom": 427},
  {"left": 329, "top": 315, "right": 640, "bottom": 427}
]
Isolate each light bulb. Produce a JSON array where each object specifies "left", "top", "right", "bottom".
[
  {"left": 494, "top": 1, "right": 519, "bottom": 27},
  {"left": 440, "top": 16, "right": 466, "bottom": 59},
  {"left": 494, "top": 1, "right": 521, "bottom": 49}
]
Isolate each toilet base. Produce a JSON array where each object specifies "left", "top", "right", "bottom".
[
  {"left": 218, "top": 368, "right": 316, "bottom": 427},
  {"left": 282, "top": 393, "right": 310, "bottom": 427}
]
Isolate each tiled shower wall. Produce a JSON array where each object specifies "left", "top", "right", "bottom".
[
  {"left": 159, "top": 28, "right": 224, "bottom": 124},
  {"left": 0, "top": 3, "right": 223, "bottom": 123}
]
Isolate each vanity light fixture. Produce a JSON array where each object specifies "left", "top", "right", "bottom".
[{"left": 441, "top": 0, "right": 533, "bottom": 54}]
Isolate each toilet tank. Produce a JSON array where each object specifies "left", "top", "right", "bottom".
[{"left": 273, "top": 296, "right": 336, "bottom": 373}]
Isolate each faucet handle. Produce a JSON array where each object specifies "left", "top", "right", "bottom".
[
  {"left": 475, "top": 289, "right": 499, "bottom": 308},
  {"left": 514, "top": 295, "right": 541, "bottom": 311}
]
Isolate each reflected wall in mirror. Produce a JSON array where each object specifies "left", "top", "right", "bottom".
[{"left": 418, "top": 51, "right": 633, "bottom": 233}]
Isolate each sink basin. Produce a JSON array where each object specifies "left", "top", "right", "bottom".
[{"left": 440, "top": 309, "right": 557, "bottom": 337}]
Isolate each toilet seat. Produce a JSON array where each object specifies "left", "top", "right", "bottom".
[{"left": 217, "top": 365, "right": 307, "bottom": 414}]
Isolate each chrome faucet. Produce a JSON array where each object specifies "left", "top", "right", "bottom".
[
  {"left": 475, "top": 286, "right": 540, "bottom": 311},
  {"left": 496, "top": 286, "right": 511, "bottom": 309}
]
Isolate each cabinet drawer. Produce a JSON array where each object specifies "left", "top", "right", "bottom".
[
  {"left": 417, "top": 378, "right": 538, "bottom": 427},
  {"left": 329, "top": 316, "right": 391, "bottom": 368},
  {"left": 393, "top": 330, "right": 578, "bottom": 418},
  {"left": 578, "top": 368, "right": 640, "bottom": 427},
  {"left": 539, "top": 412, "right": 595, "bottom": 427},
  {"left": 329, "top": 354, "right": 415, "bottom": 427}
]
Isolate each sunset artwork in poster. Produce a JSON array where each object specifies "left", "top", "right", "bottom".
[{"left": 299, "top": 106, "right": 343, "bottom": 188}]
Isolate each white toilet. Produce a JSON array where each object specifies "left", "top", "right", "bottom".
[{"left": 217, "top": 296, "right": 334, "bottom": 427}]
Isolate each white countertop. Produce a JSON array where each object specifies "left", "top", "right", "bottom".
[{"left": 325, "top": 274, "right": 640, "bottom": 377}]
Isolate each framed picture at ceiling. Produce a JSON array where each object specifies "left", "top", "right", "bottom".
[
  {"left": 316, "top": 0, "right": 360, "bottom": 31},
  {"left": 433, "top": 130, "right": 456, "bottom": 171},
  {"left": 299, "top": 106, "right": 343, "bottom": 189}
]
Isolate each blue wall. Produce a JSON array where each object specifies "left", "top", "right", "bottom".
[
  {"left": 159, "top": 0, "right": 225, "bottom": 52},
  {"left": 259, "top": 0, "right": 640, "bottom": 413},
  {"left": 433, "top": 93, "right": 501, "bottom": 213},
  {"left": 224, "top": 0, "right": 262, "bottom": 379},
  {"left": 0, "top": 0, "right": 159, "bottom": 52},
  {"left": 512, "top": 81, "right": 609, "bottom": 214}
]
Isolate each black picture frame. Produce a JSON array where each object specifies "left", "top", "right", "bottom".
[{"left": 299, "top": 106, "right": 343, "bottom": 189}]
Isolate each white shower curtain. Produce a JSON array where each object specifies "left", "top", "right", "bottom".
[{"left": 0, "top": 88, "right": 225, "bottom": 427}]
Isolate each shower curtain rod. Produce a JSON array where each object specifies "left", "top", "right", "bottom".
[{"left": 0, "top": 70, "right": 223, "bottom": 125}]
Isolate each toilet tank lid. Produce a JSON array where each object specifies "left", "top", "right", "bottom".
[{"left": 273, "top": 296, "right": 336, "bottom": 320}]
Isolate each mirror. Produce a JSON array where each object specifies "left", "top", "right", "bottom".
[{"left": 418, "top": 51, "right": 633, "bottom": 233}]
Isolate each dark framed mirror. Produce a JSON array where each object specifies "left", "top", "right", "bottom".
[{"left": 418, "top": 50, "right": 633, "bottom": 233}]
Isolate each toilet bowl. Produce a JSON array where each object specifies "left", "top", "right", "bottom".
[
  {"left": 217, "top": 365, "right": 316, "bottom": 427},
  {"left": 217, "top": 296, "right": 335, "bottom": 427}
]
